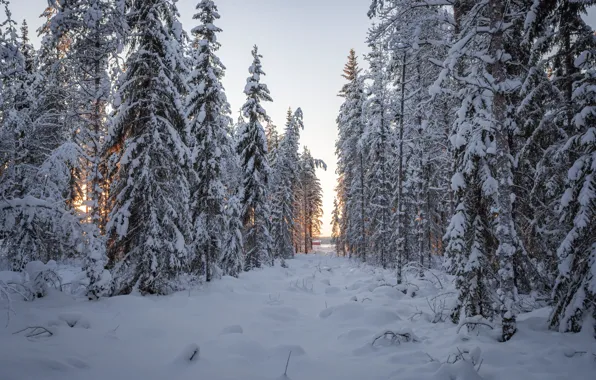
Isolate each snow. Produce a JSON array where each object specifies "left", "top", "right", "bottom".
[{"left": 1, "top": 247, "right": 594, "bottom": 380}]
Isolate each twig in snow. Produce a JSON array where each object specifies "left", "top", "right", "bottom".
[
  {"left": 284, "top": 350, "right": 292, "bottom": 376},
  {"left": 424, "top": 270, "right": 444, "bottom": 290},
  {"left": 13, "top": 326, "right": 53, "bottom": 338},
  {"left": 408, "top": 308, "right": 423, "bottom": 322},
  {"left": 372, "top": 331, "right": 417, "bottom": 346},
  {"left": 456, "top": 321, "right": 494, "bottom": 334}
]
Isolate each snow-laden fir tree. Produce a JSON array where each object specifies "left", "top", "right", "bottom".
[
  {"left": 270, "top": 108, "right": 303, "bottom": 260},
  {"left": 104, "top": 0, "right": 192, "bottom": 295},
  {"left": 335, "top": 49, "right": 366, "bottom": 260},
  {"left": 368, "top": 0, "right": 454, "bottom": 277},
  {"left": 330, "top": 197, "right": 342, "bottom": 255},
  {"left": 295, "top": 147, "right": 325, "bottom": 254},
  {"left": 1, "top": 0, "right": 102, "bottom": 276},
  {"left": 186, "top": 0, "right": 238, "bottom": 281},
  {"left": 57, "top": 0, "right": 123, "bottom": 227},
  {"left": 362, "top": 45, "right": 394, "bottom": 269},
  {"left": 265, "top": 120, "right": 280, "bottom": 165},
  {"left": 547, "top": 0, "right": 596, "bottom": 335},
  {"left": 237, "top": 45, "right": 274, "bottom": 270},
  {"left": 45, "top": 0, "right": 124, "bottom": 298},
  {"left": 438, "top": 0, "right": 537, "bottom": 341}
]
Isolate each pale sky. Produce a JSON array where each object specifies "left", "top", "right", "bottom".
[{"left": 11, "top": 0, "right": 371, "bottom": 237}]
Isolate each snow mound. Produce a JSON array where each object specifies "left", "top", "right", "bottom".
[
  {"left": 432, "top": 360, "right": 484, "bottom": 380},
  {"left": 325, "top": 286, "right": 341, "bottom": 294},
  {"left": 372, "top": 285, "right": 404, "bottom": 299},
  {"left": 261, "top": 306, "right": 301, "bottom": 322},
  {"left": 220, "top": 325, "right": 243, "bottom": 335},
  {"left": 319, "top": 303, "right": 400, "bottom": 326},
  {"left": 337, "top": 328, "right": 373, "bottom": 342},
  {"left": 319, "top": 302, "right": 364, "bottom": 320},
  {"left": 25, "top": 261, "right": 48, "bottom": 280},
  {"left": 270, "top": 344, "right": 306, "bottom": 357},
  {"left": 173, "top": 343, "right": 200, "bottom": 364},
  {"left": 218, "top": 335, "right": 267, "bottom": 361},
  {"left": 364, "top": 307, "right": 401, "bottom": 326},
  {"left": 0, "top": 271, "right": 24, "bottom": 284},
  {"left": 56, "top": 313, "right": 91, "bottom": 329}
]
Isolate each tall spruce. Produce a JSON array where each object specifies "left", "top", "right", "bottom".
[
  {"left": 186, "top": 0, "right": 237, "bottom": 281},
  {"left": 104, "top": 0, "right": 191, "bottom": 295},
  {"left": 271, "top": 108, "right": 303, "bottom": 260},
  {"left": 335, "top": 49, "right": 366, "bottom": 260},
  {"left": 295, "top": 147, "right": 325, "bottom": 253},
  {"left": 547, "top": 0, "right": 596, "bottom": 335},
  {"left": 438, "top": 0, "right": 533, "bottom": 341},
  {"left": 363, "top": 45, "right": 393, "bottom": 268},
  {"left": 237, "top": 45, "right": 274, "bottom": 270}
]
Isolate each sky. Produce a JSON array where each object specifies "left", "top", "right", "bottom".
[
  {"left": 9, "top": 2, "right": 596, "bottom": 237},
  {"left": 10, "top": 0, "right": 372, "bottom": 237}
]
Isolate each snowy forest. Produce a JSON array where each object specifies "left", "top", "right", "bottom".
[
  {"left": 331, "top": 0, "right": 595, "bottom": 343},
  {"left": 0, "top": 0, "right": 325, "bottom": 295},
  {"left": 1, "top": 0, "right": 596, "bottom": 379}
]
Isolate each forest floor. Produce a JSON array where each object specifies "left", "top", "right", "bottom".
[{"left": 0, "top": 246, "right": 594, "bottom": 380}]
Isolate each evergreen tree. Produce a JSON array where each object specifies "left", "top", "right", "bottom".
[
  {"left": 330, "top": 197, "right": 342, "bottom": 255},
  {"left": 237, "top": 45, "right": 274, "bottom": 270},
  {"left": 1, "top": 0, "right": 85, "bottom": 269},
  {"left": 271, "top": 108, "right": 303, "bottom": 260},
  {"left": 104, "top": 0, "right": 191, "bottom": 295},
  {"left": 363, "top": 45, "right": 394, "bottom": 268},
  {"left": 368, "top": 0, "right": 454, "bottom": 277},
  {"left": 296, "top": 147, "right": 325, "bottom": 253},
  {"left": 186, "top": 0, "right": 236, "bottom": 281},
  {"left": 439, "top": 0, "right": 532, "bottom": 341},
  {"left": 547, "top": 0, "right": 596, "bottom": 335},
  {"left": 49, "top": 0, "right": 123, "bottom": 298},
  {"left": 221, "top": 193, "right": 244, "bottom": 277},
  {"left": 335, "top": 49, "right": 366, "bottom": 260}
]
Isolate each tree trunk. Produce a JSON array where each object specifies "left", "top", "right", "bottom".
[{"left": 489, "top": 0, "right": 517, "bottom": 342}]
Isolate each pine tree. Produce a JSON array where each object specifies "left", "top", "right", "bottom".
[
  {"left": 186, "top": 0, "right": 236, "bottom": 281},
  {"left": 237, "top": 45, "right": 274, "bottom": 270},
  {"left": 104, "top": 0, "right": 191, "bottom": 295}
]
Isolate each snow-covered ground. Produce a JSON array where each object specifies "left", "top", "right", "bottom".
[{"left": 1, "top": 245, "right": 594, "bottom": 380}]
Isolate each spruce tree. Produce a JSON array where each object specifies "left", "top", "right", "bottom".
[
  {"left": 271, "top": 108, "right": 303, "bottom": 260},
  {"left": 335, "top": 49, "right": 366, "bottom": 260},
  {"left": 104, "top": 0, "right": 191, "bottom": 295},
  {"left": 363, "top": 45, "right": 393, "bottom": 268},
  {"left": 186, "top": 0, "right": 236, "bottom": 281},
  {"left": 237, "top": 45, "right": 274, "bottom": 270},
  {"left": 439, "top": 0, "right": 533, "bottom": 341},
  {"left": 547, "top": 0, "right": 596, "bottom": 335},
  {"left": 296, "top": 147, "right": 325, "bottom": 253},
  {"left": 330, "top": 197, "right": 342, "bottom": 255}
]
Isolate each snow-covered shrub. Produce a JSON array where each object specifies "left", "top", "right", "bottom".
[
  {"left": 25, "top": 261, "right": 62, "bottom": 298},
  {"left": 83, "top": 235, "right": 111, "bottom": 300},
  {"left": 372, "top": 328, "right": 420, "bottom": 347}
]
